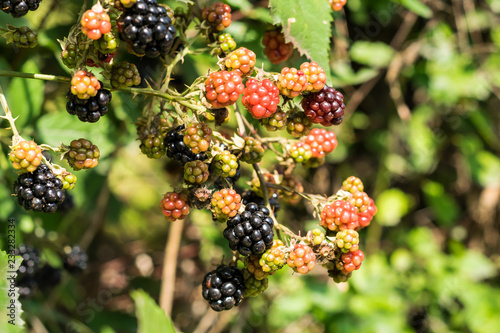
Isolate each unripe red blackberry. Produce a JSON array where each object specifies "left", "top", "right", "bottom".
[
  {"left": 300, "top": 61, "right": 327, "bottom": 93},
  {"left": 111, "top": 62, "right": 141, "bottom": 89},
  {"left": 1, "top": 0, "right": 43, "bottom": 18},
  {"left": 70, "top": 70, "right": 101, "bottom": 100},
  {"left": 335, "top": 229, "right": 359, "bottom": 253},
  {"left": 320, "top": 200, "right": 359, "bottom": 232},
  {"left": 280, "top": 175, "right": 303, "bottom": 204},
  {"left": 329, "top": 0, "right": 347, "bottom": 11},
  {"left": 81, "top": 3, "right": 111, "bottom": 40},
  {"left": 259, "top": 240, "right": 286, "bottom": 274},
  {"left": 223, "top": 203, "right": 274, "bottom": 256},
  {"left": 13, "top": 164, "right": 66, "bottom": 213},
  {"left": 204, "top": 70, "right": 244, "bottom": 108},
  {"left": 341, "top": 176, "right": 364, "bottom": 194},
  {"left": 260, "top": 109, "right": 286, "bottom": 131},
  {"left": 211, "top": 188, "right": 241, "bottom": 222},
  {"left": 302, "top": 86, "right": 345, "bottom": 126},
  {"left": 287, "top": 243, "right": 316, "bottom": 274},
  {"left": 357, "top": 198, "right": 377, "bottom": 229},
  {"left": 9, "top": 140, "right": 43, "bottom": 173},
  {"left": 224, "top": 47, "right": 256, "bottom": 76},
  {"left": 202, "top": 2, "right": 232, "bottom": 32},
  {"left": 277, "top": 67, "right": 307, "bottom": 98},
  {"left": 304, "top": 128, "right": 338, "bottom": 158},
  {"left": 184, "top": 160, "right": 210, "bottom": 185},
  {"left": 202, "top": 264, "right": 245, "bottom": 312},
  {"left": 238, "top": 137, "right": 265, "bottom": 164},
  {"left": 65, "top": 139, "right": 100, "bottom": 171},
  {"left": 242, "top": 78, "right": 280, "bottom": 119},
  {"left": 140, "top": 134, "right": 166, "bottom": 159},
  {"left": 349, "top": 191, "right": 371, "bottom": 213},
  {"left": 262, "top": 29, "right": 293, "bottom": 64},
  {"left": 244, "top": 273, "right": 268, "bottom": 297},
  {"left": 286, "top": 111, "right": 312, "bottom": 138},
  {"left": 212, "top": 150, "right": 239, "bottom": 178},
  {"left": 183, "top": 123, "right": 212, "bottom": 154},
  {"left": 11, "top": 26, "right": 37, "bottom": 48},
  {"left": 289, "top": 142, "right": 313, "bottom": 163},
  {"left": 160, "top": 192, "right": 190, "bottom": 222},
  {"left": 340, "top": 249, "right": 364, "bottom": 273}
]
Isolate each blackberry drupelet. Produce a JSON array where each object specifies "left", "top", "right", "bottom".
[
  {"left": 63, "top": 245, "right": 88, "bottom": 274},
  {"left": 223, "top": 203, "right": 274, "bottom": 256},
  {"left": 66, "top": 86, "right": 112, "bottom": 123},
  {"left": 164, "top": 125, "right": 206, "bottom": 165},
  {"left": 13, "top": 164, "right": 66, "bottom": 213},
  {"left": 117, "top": 0, "right": 176, "bottom": 58},
  {"left": 202, "top": 264, "right": 245, "bottom": 311},
  {"left": 1, "top": 0, "right": 42, "bottom": 18},
  {"left": 241, "top": 190, "right": 280, "bottom": 215}
]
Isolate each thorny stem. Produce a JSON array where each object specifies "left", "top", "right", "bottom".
[{"left": 0, "top": 84, "right": 23, "bottom": 145}]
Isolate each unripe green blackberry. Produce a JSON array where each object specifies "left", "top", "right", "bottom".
[
  {"left": 238, "top": 137, "right": 264, "bottom": 164},
  {"left": 259, "top": 240, "right": 286, "bottom": 274},
  {"left": 244, "top": 255, "right": 269, "bottom": 280},
  {"left": 217, "top": 33, "right": 236, "bottom": 55},
  {"left": 61, "top": 43, "right": 81, "bottom": 69},
  {"left": 183, "top": 123, "right": 212, "bottom": 154},
  {"left": 57, "top": 171, "right": 77, "bottom": 190},
  {"left": 341, "top": 176, "right": 364, "bottom": 194},
  {"left": 12, "top": 26, "right": 37, "bottom": 48},
  {"left": 244, "top": 273, "right": 268, "bottom": 297},
  {"left": 260, "top": 109, "right": 287, "bottom": 131},
  {"left": 211, "top": 188, "right": 241, "bottom": 222},
  {"left": 289, "top": 142, "right": 312, "bottom": 163},
  {"left": 65, "top": 139, "right": 100, "bottom": 171},
  {"left": 212, "top": 151, "right": 239, "bottom": 178},
  {"left": 286, "top": 111, "right": 312, "bottom": 138},
  {"left": 335, "top": 229, "right": 359, "bottom": 253},
  {"left": 184, "top": 160, "right": 210, "bottom": 184},
  {"left": 140, "top": 134, "right": 166, "bottom": 159},
  {"left": 306, "top": 228, "right": 325, "bottom": 246},
  {"left": 110, "top": 62, "right": 141, "bottom": 89},
  {"left": 94, "top": 32, "right": 119, "bottom": 54}
]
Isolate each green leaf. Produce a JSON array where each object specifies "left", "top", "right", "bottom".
[
  {"left": 375, "top": 188, "right": 412, "bottom": 226},
  {"left": 393, "top": 0, "right": 432, "bottom": 18},
  {"left": 349, "top": 41, "right": 395, "bottom": 68},
  {"left": 131, "top": 290, "right": 177, "bottom": 333},
  {"left": 7, "top": 60, "right": 44, "bottom": 129},
  {"left": 422, "top": 181, "right": 460, "bottom": 226},
  {"left": 0, "top": 250, "right": 25, "bottom": 332},
  {"left": 269, "top": 0, "right": 333, "bottom": 78}
]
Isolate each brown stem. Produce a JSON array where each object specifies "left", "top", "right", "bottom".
[{"left": 159, "top": 219, "right": 184, "bottom": 317}]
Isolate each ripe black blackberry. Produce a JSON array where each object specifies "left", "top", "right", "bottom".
[
  {"left": 223, "top": 203, "right": 274, "bottom": 256},
  {"left": 63, "top": 245, "right": 88, "bottom": 274},
  {"left": 242, "top": 190, "right": 280, "bottom": 216},
  {"left": 1, "top": 0, "right": 42, "bottom": 18},
  {"left": 164, "top": 125, "right": 206, "bottom": 165},
  {"left": 301, "top": 86, "right": 345, "bottom": 126},
  {"left": 117, "top": 0, "right": 176, "bottom": 58},
  {"left": 34, "top": 264, "right": 62, "bottom": 289},
  {"left": 13, "top": 164, "right": 66, "bottom": 213},
  {"left": 202, "top": 264, "right": 245, "bottom": 311},
  {"left": 15, "top": 244, "right": 41, "bottom": 298},
  {"left": 66, "top": 85, "right": 112, "bottom": 123}
]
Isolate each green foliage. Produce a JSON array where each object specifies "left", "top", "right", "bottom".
[
  {"left": 131, "top": 290, "right": 177, "bottom": 333},
  {"left": 0, "top": 250, "right": 24, "bottom": 331}
]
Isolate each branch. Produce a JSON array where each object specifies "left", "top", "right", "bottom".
[{"left": 0, "top": 84, "right": 23, "bottom": 145}]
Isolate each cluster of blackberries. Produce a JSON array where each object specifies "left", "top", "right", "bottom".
[
  {"left": 164, "top": 125, "right": 207, "bottom": 164},
  {"left": 242, "top": 190, "right": 280, "bottom": 215},
  {"left": 13, "top": 164, "right": 66, "bottom": 213},
  {"left": 223, "top": 203, "right": 274, "bottom": 256},
  {"left": 202, "top": 264, "right": 245, "bottom": 311},
  {"left": 1, "top": 0, "right": 42, "bottom": 18},
  {"left": 66, "top": 87, "right": 112, "bottom": 123},
  {"left": 117, "top": 0, "right": 176, "bottom": 58},
  {"left": 15, "top": 244, "right": 88, "bottom": 297}
]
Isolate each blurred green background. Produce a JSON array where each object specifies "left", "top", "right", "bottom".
[{"left": 1, "top": 0, "right": 500, "bottom": 332}]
